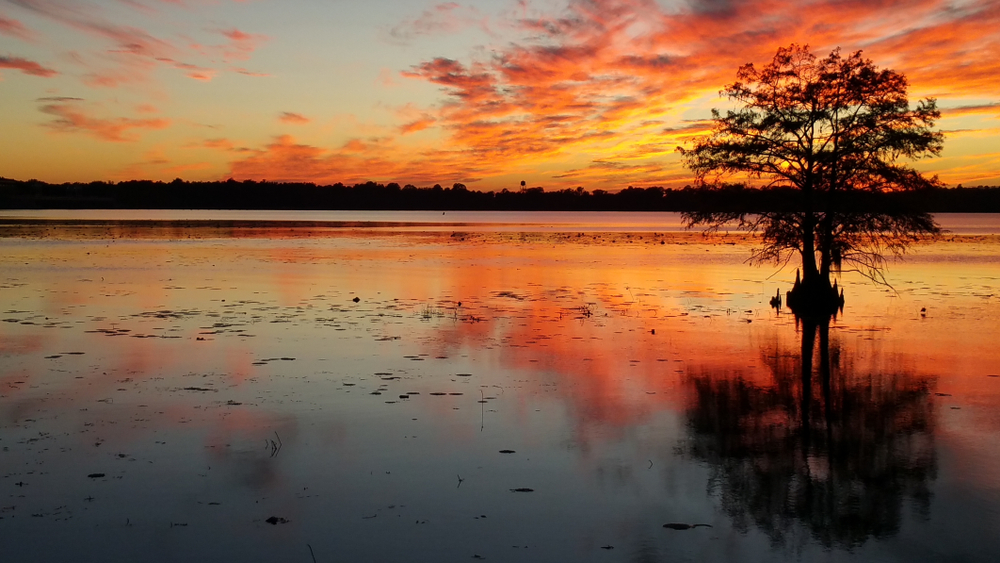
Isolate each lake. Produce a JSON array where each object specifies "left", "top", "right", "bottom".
[{"left": 1, "top": 212, "right": 999, "bottom": 562}]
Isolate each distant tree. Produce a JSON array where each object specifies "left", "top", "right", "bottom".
[{"left": 680, "top": 45, "right": 943, "bottom": 316}]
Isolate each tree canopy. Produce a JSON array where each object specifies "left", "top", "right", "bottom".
[{"left": 680, "top": 45, "right": 943, "bottom": 315}]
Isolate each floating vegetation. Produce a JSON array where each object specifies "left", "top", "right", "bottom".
[
  {"left": 663, "top": 523, "right": 713, "bottom": 530},
  {"left": 265, "top": 516, "right": 289, "bottom": 525}
]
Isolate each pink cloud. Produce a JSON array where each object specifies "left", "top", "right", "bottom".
[
  {"left": 0, "top": 14, "right": 37, "bottom": 41},
  {"left": 0, "top": 54, "right": 56, "bottom": 76},
  {"left": 234, "top": 67, "right": 269, "bottom": 77},
  {"left": 218, "top": 27, "right": 267, "bottom": 62},
  {"left": 9, "top": 0, "right": 179, "bottom": 86},
  {"left": 387, "top": 3, "right": 483, "bottom": 44},
  {"left": 156, "top": 57, "right": 217, "bottom": 80},
  {"left": 221, "top": 28, "right": 253, "bottom": 42},
  {"left": 9, "top": 0, "right": 177, "bottom": 57},
  {"left": 9, "top": 0, "right": 267, "bottom": 85},
  {"left": 116, "top": 0, "right": 158, "bottom": 16},
  {"left": 377, "top": 67, "right": 400, "bottom": 87}
]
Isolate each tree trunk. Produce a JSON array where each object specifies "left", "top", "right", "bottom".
[
  {"left": 791, "top": 212, "right": 840, "bottom": 320},
  {"left": 819, "top": 213, "right": 833, "bottom": 282},
  {"left": 800, "top": 211, "right": 820, "bottom": 281}
]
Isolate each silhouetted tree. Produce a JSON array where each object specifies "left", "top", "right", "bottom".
[
  {"left": 6, "top": 176, "right": 998, "bottom": 212},
  {"left": 680, "top": 45, "right": 943, "bottom": 317}
]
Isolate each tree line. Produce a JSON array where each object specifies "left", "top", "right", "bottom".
[{"left": 2, "top": 176, "right": 998, "bottom": 212}]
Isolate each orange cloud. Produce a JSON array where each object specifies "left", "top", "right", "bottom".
[
  {"left": 0, "top": 54, "right": 56, "bottom": 76},
  {"left": 940, "top": 103, "right": 1000, "bottom": 119},
  {"left": 394, "top": 103, "right": 436, "bottom": 134},
  {"left": 225, "top": 0, "right": 999, "bottom": 189},
  {"left": 400, "top": 116, "right": 436, "bottom": 134},
  {"left": 39, "top": 101, "right": 171, "bottom": 142},
  {"left": 278, "top": 112, "right": 310, "bottom": 124},
  {"left": 226, "top": 134, "right": 488, "bottom": 186},
  {"left": 202, "top": 137, "right": 235, "bottom": 150}
]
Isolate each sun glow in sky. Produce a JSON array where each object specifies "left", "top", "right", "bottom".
[{"left": 1, "top": 0, "right": 998, "bottom": 190}]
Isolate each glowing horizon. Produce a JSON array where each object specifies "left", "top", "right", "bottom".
[{"left": 1, "top": 0, "right": 998, "bottom": 191}]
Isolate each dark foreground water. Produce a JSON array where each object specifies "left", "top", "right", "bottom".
[{"left": 1, "top": 213, "right": 999, "bottom": 562}]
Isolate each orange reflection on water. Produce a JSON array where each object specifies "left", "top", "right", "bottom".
[{"left": 2, "top": 225, "right": 1000, "bottom": 561}]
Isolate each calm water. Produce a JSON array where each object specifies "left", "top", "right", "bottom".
[
  {"left": 1, "top": 213, "right": 999, "bottom": 562},
  {"left": 4, "top": 210, "right": 1000, "bottom": 234}
]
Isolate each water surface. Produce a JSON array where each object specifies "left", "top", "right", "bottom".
[{"left": 1, "top": 214, "right": 998, "bottom": 562}]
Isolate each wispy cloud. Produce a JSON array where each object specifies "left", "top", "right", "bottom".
[
  {"left": 226, "top": 134, "right": 491, "bottom": 186},
  {"left": 940, "top": 102, "right": 1000, "bottom": 119},
  {"left": 386, "top": 2, "right": 486, "bottom": 45},
  {"left": 6, "top": 0, "right": 182, "bottom": 86},
  {"left": 0, "top": 54, "right": 56, "bottom": 76},
  {"left": 218, "top": 28, "right": 267, "bottom": 61},
  {"left": 233, "top": 67, "right": 268, "bottom": 77},
  {"left": 0, "top": 13, "right": 37, "bottom": 41},
  {"left": 156, "top": 57, "right": 216, "bottom": 80},
  {"left": 278, "top": 112, "right": 310, "bottom": 125},
  {"left": 201, "top": 137, "right": 235, "bottom": 150},
  {"left": 394, "top": 102, "right": 438, "bottom": 135},
  {"left": 4, "top": 0, "right": 267, "bottom": 85},
  {"left": 8, "top": 0, "right": 176, "bottom": 57},
  {"left": 39, "top": 100, "right": 170, "bottom": 141},
  {"left": 400, "top": 116, "right": 436, "bottom": 134},
  {"left": 185, "top": 27, "right": 268, "bottom": 64}
]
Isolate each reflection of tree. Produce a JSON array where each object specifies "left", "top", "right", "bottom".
[{"left": 683, "top": 319, "right": 936, "bottom": 548}]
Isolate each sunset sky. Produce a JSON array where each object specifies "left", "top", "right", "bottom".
[{"left": 1, "top": 0, "right": 997, "bottom": 190}]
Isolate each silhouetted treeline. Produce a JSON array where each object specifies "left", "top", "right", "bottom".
[{"left": 2, "top": 177, "right": 998, "bottom": 212}]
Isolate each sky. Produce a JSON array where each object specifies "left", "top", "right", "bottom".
[{"left": 0, "top": 0, "right": 998, "bottom": 191}]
